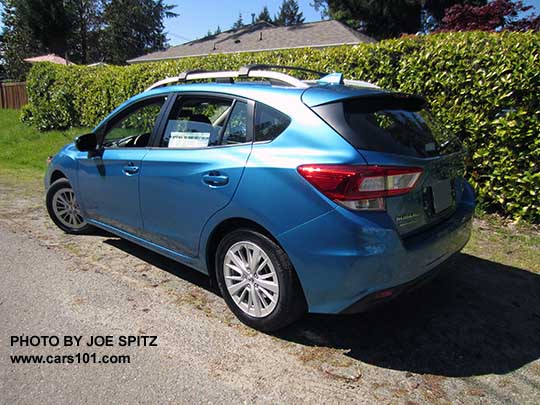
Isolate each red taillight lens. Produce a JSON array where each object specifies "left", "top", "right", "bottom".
[{"left": 297, "top": 164, "right": 422, "bottom": 210}]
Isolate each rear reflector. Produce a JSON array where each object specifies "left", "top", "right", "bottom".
[
  {"left": 374, "top": 290, "right": 394, "bottom": 299},
  {"left": 297, "top": 165, "right": 422, "bottom": 211}
]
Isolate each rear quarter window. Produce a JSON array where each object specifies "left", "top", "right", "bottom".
[{"left": 254, "top": 103, "right": 291, "bottom": 142}]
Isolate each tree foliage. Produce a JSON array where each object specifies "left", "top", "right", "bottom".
[
  {"left": 256, "top": 6, "right": 272, "bottom": 24},
  {"left": 0, "top": 0, "right": 177, "bottom": 78},
  {"left": 101, "top": 0, "right": 177, "bottom": 65},
  {"left": 231, "top": 13, "right": 245, "bottom": 30},
  {"left": 0, "top": 0, "right": 40, "bottom": 80},
  {"left": 69, "top": 0, "right": 103, "bottom": 64},
  {"left": 311, "top": 0, "right": 486, "bottom": 38},
  {"left": 274, "top": 0, "right": 304, "bottom": 26},
  {"left": 15, "top": 0, "right": 74, "bottom": 58},
  {"left": 441, "top": 0, "right": 540, "bottom": 32}
]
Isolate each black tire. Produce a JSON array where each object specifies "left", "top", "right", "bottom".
[
  {"left": 216, "top": 229, "right": 306, "bottom": 332},
  {"left": 46, "top": 178, "right": 93, "bottom": 234}
]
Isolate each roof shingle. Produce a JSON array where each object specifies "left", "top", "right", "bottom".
[{"left": 127, "top": 20, "right": 376, "bottom": 64}]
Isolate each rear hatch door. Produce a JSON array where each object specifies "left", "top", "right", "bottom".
[{"left": 306, "top": 90, "right": 465, "bottom": 236}]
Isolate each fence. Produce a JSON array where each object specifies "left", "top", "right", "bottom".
[{"left": 0, "top": 82, "right": 28, "bottom": 109}]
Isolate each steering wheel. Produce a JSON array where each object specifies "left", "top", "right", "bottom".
[{"left": 133, "top": 133, "right": 150, "bottom": 147}]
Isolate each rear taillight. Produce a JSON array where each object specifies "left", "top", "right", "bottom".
[{"left": 297, "top": 164, "right": 423, "bottom": 211}]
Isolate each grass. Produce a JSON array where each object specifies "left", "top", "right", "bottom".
[
  {"left": 0, "top": 108, "right": 538, "bottom": 274},
  {"left": 465, "top": 215, "right": 540, "bottom": 273},
  {"left": 0, "top": 109, "right": 89, "bottom": 179}
]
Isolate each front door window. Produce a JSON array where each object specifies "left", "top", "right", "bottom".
[{"left": 103, "top": 96, "right": 167, "bottom": 148}]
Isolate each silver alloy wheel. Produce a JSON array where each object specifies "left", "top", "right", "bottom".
[
  {"left": 52, "top": 187, "right": 87, "bottom": 230},
  {"left": 223, "top": 241, "right": 280, "bottom": 318}
]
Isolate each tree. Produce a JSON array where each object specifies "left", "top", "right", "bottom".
[
  {"left": 0, "top": 0, "right": 43, "bottom": 80},
  {"left": 0, "top": 0, "right": 177, "bottom": 76},
  {"left": 256, "top": 6, "right": 272, "bottom": 23},
  {"left": 232, "top": 13, "right": 244, "bottom": 30},
  {"left": 424, "top": 0, "right": 487, "bottom": 22},
  {"left": 101, "top": 0, "right": 177, "bottom": 65},
  {"left": 311, "top": 0, "right": 486, "bottom": 38},
  {"left": 204, "top": 26, "right": 221, "bottom": 39},
  {"left": 274, "top": 0, "right": 304, "bottom": 26},
  {"left": 0, "top": 0, "right": 102, "bottom": 72},
  {"left": 440, "top": 0, "right": 540, "bottom": 31},
  {"left": 69, "top": 0, "right": 103, "bottom": 64},
  {"left": 15, "top": 0, "right": 75, "bottom": 58}
]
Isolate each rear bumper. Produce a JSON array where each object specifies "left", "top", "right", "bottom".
[
  {"left": 278, "top": 182, "right": 475, "bottom": 314},
  {"left": 340, "top": 260, "right": 445, "bottom": 314}
]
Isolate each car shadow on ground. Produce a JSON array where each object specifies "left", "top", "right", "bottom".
[
  {"left": 278, "top": 253, "right": 540, "bottom": 377},
  {"left": 103, "top": 237, "right": 214, "bottom": 293},
  {"left": 103, "top": 236, "right": 540, "bottom": 378}
]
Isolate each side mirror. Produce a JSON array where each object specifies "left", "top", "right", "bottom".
[{"left": 75, "top": 133, "right": 97, "bottom": 152}]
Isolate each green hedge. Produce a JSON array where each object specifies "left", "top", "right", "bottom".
[{"left": 22, "top": 31, "right": 540, "bottom": 222}]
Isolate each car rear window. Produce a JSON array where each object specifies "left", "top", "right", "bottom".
[{"left": 312, "top": 95, "right": 461, "bottom": 157}]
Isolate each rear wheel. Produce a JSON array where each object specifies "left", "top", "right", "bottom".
[
  {"left": 216, "top": 229, "right": 306, "bottom": 332},
  {"left": 46, "top": 178, "right": 92, "bottom": 234}
]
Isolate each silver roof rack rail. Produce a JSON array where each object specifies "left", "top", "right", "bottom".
[
  {"left": 238, "top": 65, "right": 380, "bottom": 88},
  {"left": 145, "top": 64, "right": 380, "bottom": 92},
  {"left": 145, "top": 65, "right": 311, "bottom": 92},
  {"left": 238, "top": 64, "right": 327, "bottom": 77}
]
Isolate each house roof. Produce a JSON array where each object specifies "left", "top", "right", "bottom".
[
  {"left": 127, "top": 20, "right": 376, "bottom": 64},
  {"left": 23, "top": 54, "right": 71, "bottom": 65}
]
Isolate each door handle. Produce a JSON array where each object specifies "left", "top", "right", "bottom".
[
  {"left": 202, "top": 172, "right": 229, "bottom": 186},
  {"left": 123, "top": 163, "right": 140, "bottom": 175}
]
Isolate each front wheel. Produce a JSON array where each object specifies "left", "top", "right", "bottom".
[
  {"left": 216, "top": 229, "right": 306, "bottom": 332},
  {"left": 46, "top": 178, "right": 93, "bottom": 234}
]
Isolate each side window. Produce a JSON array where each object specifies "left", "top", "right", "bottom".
[
  {"left": 222, "top": 101, "right": 248, "bottom": 145},
  {"left": 103, "top": 97, "right": 166, "bottom": 148},
  {"left": 254, "top": 103, "right": 291, "bottom": 142},
  {"left": 160, "top": 97, "right": 234, "bottom": 148}
]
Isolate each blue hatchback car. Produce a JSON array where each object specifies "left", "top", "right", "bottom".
[{"left": 45, "top": 65, "right": 475, "bottom": 331}]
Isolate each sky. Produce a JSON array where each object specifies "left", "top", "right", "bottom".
[
  {"left": 164, "top": 0, "right": 322, "bottom": 45},
  {"left": 0, "top": 0, "right": 539, "bottom": 45}
]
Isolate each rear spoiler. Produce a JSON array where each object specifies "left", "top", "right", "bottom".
[{"left": 302, "top": 86, "right": 427, "bottom": 109}]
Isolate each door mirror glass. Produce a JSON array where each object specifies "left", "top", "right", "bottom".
[{"left": 75, "top": 133, "right": 98, "bottom": 152}]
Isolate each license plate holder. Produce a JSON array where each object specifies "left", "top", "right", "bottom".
[{"left": 432, "top": 179, "right": 453, "bottom": 213}]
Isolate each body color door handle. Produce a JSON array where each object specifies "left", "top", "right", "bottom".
[
  {"left": 123, "top": 162, "right": 140, "bottom": 175},
  {"left": 202, "top": 172, "right": 229, "bottom": 186}
]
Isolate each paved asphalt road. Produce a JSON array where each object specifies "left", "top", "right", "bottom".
[{"left": 0, "top": 225, "right": 255, "bottom": 404}]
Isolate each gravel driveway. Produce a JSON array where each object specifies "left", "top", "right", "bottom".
[{"left": 1, "top": 179, "right": 539, "bottom": 404}]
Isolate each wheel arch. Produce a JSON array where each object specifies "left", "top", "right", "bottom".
[
  {"left": 50, "top": 170, "right": 68, "bottom": 184},
  {"left": 205, "top": 218, "right": 276, "bottom": 285},
  {"left": 204, "top": 217, "right": 306, "bottom": 304}
]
